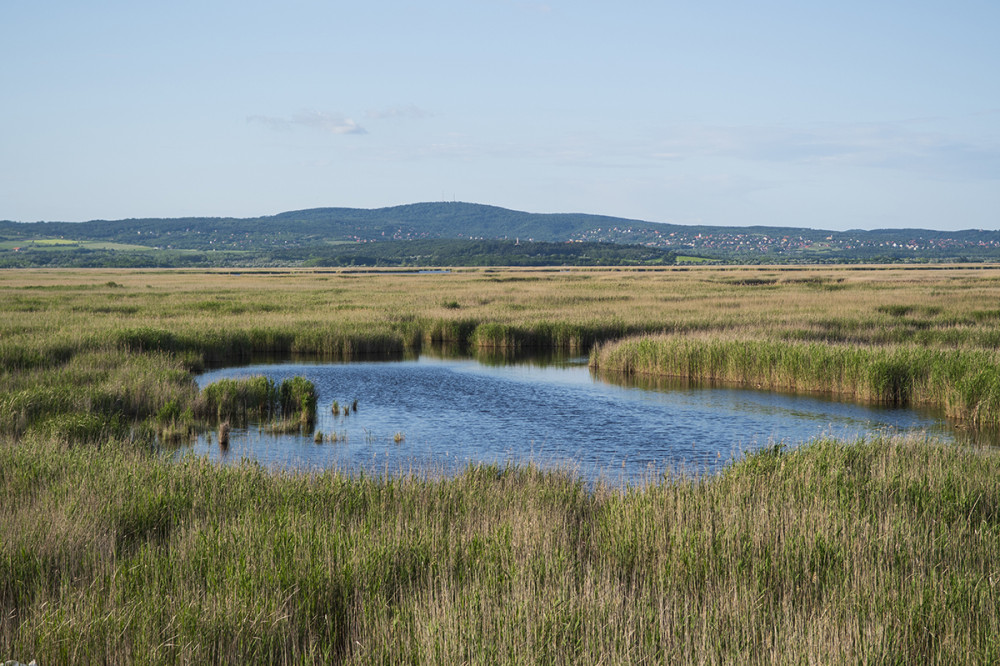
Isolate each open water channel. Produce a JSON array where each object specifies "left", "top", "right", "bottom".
[{"left": 187, "top": 356, "right": 961, "bottom": 483}]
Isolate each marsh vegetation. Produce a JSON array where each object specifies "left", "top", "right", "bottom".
[
  {"left": 3, "top": 265, "right": 1000, "bottom": 662},
  {"left": 3, "top": 435, "right": 998, "bottom": 663},
  {"left": 7, "top": 265, "right": 1000, "bottom": 441}
]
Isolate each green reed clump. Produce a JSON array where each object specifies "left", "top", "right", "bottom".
[
  {"left": 154, "top": 399, "right": 197, "bottom": 440},
  {"left": 190, "top": 327, "right": 296, "bottom": 364},
  {"left": 424, "top": 317, "right": 479, "bottom": 345},
  {"left": 0, "top": 340, "right": 78, "bottom": 372},
  {"left": 470, "top": 322, "right": 522, "bottom": 349},
  {"left": 198, "top": 376, "right": 317, "bottom": 429},
  {"left": 2, "top": 435, "right": 998, "bottom": 663},
  {"left": 114, "top": 326, "right": 183, "bottom": 353},
  {"left": 470, "top": 320, "right": 642, "bottom": 352},
  {"left": 199, "top": 376, "right": 279, "bottom": 422},
  {"left": 280, "top": 376, "right": 317, "bottom": 425},
  {"left": 591, "top": 334, "right": 1000, "bottom": 427},
  {"left": 169, "top": 325, "right": 414, "bottom": 366},
  {"left": 289, "top": 328, "right": 410, "bottom": 359},
  {"left": 866, "top": 357, "right": 914, "bottom": 406},
  {"left": 41, "top": 411, "right": 128, "bottom": 446}
]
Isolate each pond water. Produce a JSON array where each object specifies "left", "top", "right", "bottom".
[{"left": 187, "top": 356, "right": 959, "bottom": 483}]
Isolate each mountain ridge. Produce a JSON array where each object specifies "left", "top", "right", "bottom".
[
  {"left": 4, "top": 200, "right": 995, "bottom": 237},
  {"left": 2, "top": 201, "right": 999, "bottom": 266}
]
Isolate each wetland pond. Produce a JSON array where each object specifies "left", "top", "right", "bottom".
[{"left": 189, "top": 356, "right": 962, "bottom": 483}]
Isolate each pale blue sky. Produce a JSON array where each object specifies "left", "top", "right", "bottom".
[{"left": 2, "top": 0, "right": 998, "bottom": 230}]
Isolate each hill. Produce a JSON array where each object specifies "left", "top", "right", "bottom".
[{"left": 1, "top": 202, "right": 999, "bottom": 266}]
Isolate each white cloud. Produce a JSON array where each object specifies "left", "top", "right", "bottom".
[{"left": 248, "top": 111, "right": 367, "bottom": 135}]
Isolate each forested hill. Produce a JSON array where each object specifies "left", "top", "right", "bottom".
[
  {"left": 2, "top": 201, "right": 1000, "bottom": 266},
  {"left": 0, "top": 202, "right": 669, "bottom": 248}
]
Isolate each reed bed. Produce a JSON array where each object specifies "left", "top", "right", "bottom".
[
  {"left": 4, "top": 266, "right": 1000, "bottom": 662},
  {"left": 2, "top": 435, "right": 998, "bottom": 664},
  {"left": 7, "top": 265, "right": 1000, "bottom": 438},
  {"left": 198, "top": 375, "right": 317, "bottom": 427},
  {"left": 590, "top": 334, "right": 1000, "bottom": 427}
]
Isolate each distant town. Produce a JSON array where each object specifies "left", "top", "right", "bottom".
[{"left": 566, "top": 226, "right": 1000, "bottom": 256}]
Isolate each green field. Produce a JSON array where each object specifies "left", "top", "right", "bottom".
[
  {"left": 0, "top": 238, "right": 158, "bottom": 252},
  {"left": 2, "top": 265, "right": 1000, "bottom": 663}
]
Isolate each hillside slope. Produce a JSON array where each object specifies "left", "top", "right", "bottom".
[{"left": 2, "top": 201, "right": 999, "bottom": 265}]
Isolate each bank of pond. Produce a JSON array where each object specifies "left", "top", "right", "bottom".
[{"left": 183, "top": 354, "right": 975, "bottom": 483}]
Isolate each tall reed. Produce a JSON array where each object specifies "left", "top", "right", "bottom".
[
  {"left": 198, "top": 376, "right": 317, "bottom": 428},
  {"left": 1, "top": 435, "right": 997, "bottom": 663},
  {"left": 590, "top": 334, "right": 1000, "bottom": 426}
]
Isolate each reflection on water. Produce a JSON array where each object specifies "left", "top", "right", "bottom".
[
  {"left": 187, "top": 356, "right": 961, "bottom": 483},
  {"left": 204, "top": 345, "right": 582, "bottom": 370}
]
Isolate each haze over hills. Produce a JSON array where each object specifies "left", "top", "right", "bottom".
[{"left": 2, "top": 202, "right": 999, "bottom": 267}]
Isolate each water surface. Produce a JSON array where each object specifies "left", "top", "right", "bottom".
[{"left": 190, "top": 357, "right": 956, "bottom": 482}]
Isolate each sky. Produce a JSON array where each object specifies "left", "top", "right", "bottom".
[{"left": 2, "top": 1, "right": 998, "bottom": 231}]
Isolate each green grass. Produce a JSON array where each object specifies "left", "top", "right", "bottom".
[{"left": 1, "top": 435, "right": 998, "bottom": 663}]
